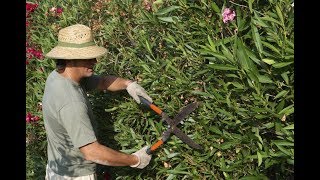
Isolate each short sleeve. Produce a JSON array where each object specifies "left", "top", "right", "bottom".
[
  {"left": 59, "top": 102, "right": 97, "bottom": 148},
  {"left": 80, "top": 75, "right": 101, "bottom": 92}
]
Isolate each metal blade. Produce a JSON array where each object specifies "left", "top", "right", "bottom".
[
  {"left": 172, "top": 127, "right": 202, "bottom": 150},
  {"left": 161, "top": 113, "right": 175, "bottom": 126},
  {"left": 172, "top": 102, "right": 199, "bottom": 126},
  {"left": 161, "top": 129, "right": 172, "bottom": 142}
]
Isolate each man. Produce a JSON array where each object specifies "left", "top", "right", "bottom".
[{"left": 42, "top": 24, "right": 152, "bottom": 179}]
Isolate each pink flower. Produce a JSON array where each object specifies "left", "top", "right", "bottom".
[
  {"left": 26, "top": 47, "right": 44, "bottom": 60},
  {"left": 33, "top": 50, "right": 44, "bottom": 59},
  {"left": 56, "top": 8, "right": 63, "bottom": 14},
  {"left": 49, "top": 7, "right": 63, "bottom": 17},
  {"left": 27, "top": 47, "right": 34, "bottom": 54},
  {"left": 26, "top": 112, "right": 32, "bottom": 123},
  {"left": 26, "top": 2, "right": 38, "bottom": 12},
  {"left": 222, "top": 8, "right": 236, "bottom": 23},
  {"left": 32, "top": 116, "right": 40, "bottom": 122},
  {"left": 26, "top": 112, "right": 41, "bottom": 123}
]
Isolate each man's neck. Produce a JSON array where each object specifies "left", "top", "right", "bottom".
[{"left": 60, "top": 68, "right": 81, "bottom": 84}]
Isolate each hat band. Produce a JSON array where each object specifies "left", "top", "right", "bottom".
[{"left": 58, "top": 41, "right": 95, "bottom": 48}]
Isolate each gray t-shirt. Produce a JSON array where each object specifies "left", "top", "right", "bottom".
[{"left": 42, "top": 70, "right": 101, "bottom": 176}]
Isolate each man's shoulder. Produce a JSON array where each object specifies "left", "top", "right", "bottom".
[
  {"left": 44, "top": 71, "right": 82, "bottom": 101},
  {"left": 46, "top": 70, "right": 61, "bottom": 84}
]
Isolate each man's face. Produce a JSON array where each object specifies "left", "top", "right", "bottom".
[{"left": 70, "top": 58, "right": 97, "bottom": 77}]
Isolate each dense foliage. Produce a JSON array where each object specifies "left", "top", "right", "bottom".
[{"left": 26, "top": 0, "right": 294, "bottom": 179}]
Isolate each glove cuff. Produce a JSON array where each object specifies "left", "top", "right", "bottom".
[
  {"left": 130, "top": 154, "right": 141, "bottom": 168},
  {"left": 126, "top": 81, "right": 137, "bottom": 90}
]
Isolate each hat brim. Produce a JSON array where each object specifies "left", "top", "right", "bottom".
[{"left": 45, "top": 45, "right": 107, "bottom": 60}]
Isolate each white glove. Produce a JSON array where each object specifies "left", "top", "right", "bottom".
[
  {"left": 130, "top": 146, "right": 152, "bottom": 169},
  {"left": 126, "top": 81, "right": 153, "bottom": 104}
]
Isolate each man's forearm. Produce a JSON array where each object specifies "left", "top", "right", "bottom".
[
  {"left": 80, "top": 141, "right": 139, "bottom": 166},
  {"left": 98, "top": 75, "right": 133, "bottom": 91}
]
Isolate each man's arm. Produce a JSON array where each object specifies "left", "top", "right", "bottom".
[
  {"left": 80, "top": 141, "right": 138, "bottom": 166},
  {"left": 97, "top": 75, "right": 133, "bottom": 91}
]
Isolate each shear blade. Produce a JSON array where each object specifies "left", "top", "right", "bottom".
[
  {"left": 172, "top": 128, "right": 202, "bottom": 150},
  {"left": 172, "top": 102, "right": 200, "bottom": 126}
]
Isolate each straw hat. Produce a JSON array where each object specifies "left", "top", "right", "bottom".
[{"left": 45, "top": 24, "right": 107, "bottom": 60}]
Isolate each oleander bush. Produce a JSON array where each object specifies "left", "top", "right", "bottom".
[{"left": 26, "top": 0, "right": 294, "bottom": 179}]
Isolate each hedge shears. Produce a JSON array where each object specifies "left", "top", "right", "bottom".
[{"left": 138, "top": 96, "right": 203, "bottom": 155}]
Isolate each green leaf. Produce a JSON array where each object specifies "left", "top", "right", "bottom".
[
  {"left": 104, "top": 107, "right": 118, "bottom": 112},
  {"left": 263, "top": 122, "right": 274, "bottom": 129},
  {"left": 145, "top": 40, "right": 153, "bottom": 57},
  {"left": 276, "top": 100, "right": 286, "bottom": 113},
  {"left": 191, "top": 91, "right": 215, "bottom": 99},
  {"left": 238, "top": 41, "right": 260, "bottom": 78},
  {"left": 236, "top": 39, "right": 253, "bottom": 71},
  {"left": 251, "top": 22, "right": 263, "bottom": 55},
  {"left": 203, "top": 51, "right": 228, "bottom": 60},
  {"left": 275, "top": 144, "right": 293, "bottom": 156},
  {"left": 207, "top": 35, "right": 216, "bottom": 52},
  {"left": 253, "top": 12, "right": 269, "bottom": 27},
  {"left": 275, "top": 5, "right": 284, "bottom": 25},
  {"left": 246, "top": 69, "right": 260, "bottom": 87},
  {"left": 283, "top": 124, "right": 294, "bottom": 130},
  {"left": 166, "top": 170, "right": 191, "bottom": 175},
  {"left": 240, "top": 175, "right": 268, "bottom": 180},
  {"left": 193, "top": 69, "right": 210, "bottom": 77},
  {"left": 184, "top": 44, "right": 195, "bottom": 52},
  {"left": 274, "top": 90, "right": 288, "bottom": 99},
  {"left": 255, "top": 129, "right": 263, "bottom": 144},
  {"left": 248, "top": 0, "right": 254, "bottom": 13},
  {"left": 209, "top": 126, "right": 222, "bottom": 135},
  {"left": 245, "top": 46, "right": 260, "bottom": 65},
  {"left": 262, "top": 58, "right": 276, "bottom": 65},
  {"left": 154, "top": 6, "right": 180, "bottom": 16},
  {"left": 287, "top": 158, "right": 294, "bottom": 165},
  {"left": 166, "top": 174, "right": 175, "bottom": 180},
  {"left": 207, "top": 64, "right": 238, "bottom": 71},
  {"left": 286, "top": 38, "right": 294, "bottom": 49},
  {"left": 272, "top": 62, "right": 294, "bottom": 68},
  {"left": 158, "top": 16, "right": 175, "bottom": 23},
  {"left": 261, "top": 41, "right": 281, "bottom": 55},
  {"left": 167, "top": 153, "right": 180, "bottom": 158},
  {"left": 229, "top": 82, "right": 244, "bottom": 89},
  {"left": 216, "top": 108, "right": 233, "bottom": 118},
  {"left": 211, "top": 2, "right": 220, "bottom": 13},
  {"left": 261, "top": 16, "right": 282, "bottom": 26},
  {"left": 281, "top": 72, "right": 289, "bottom": 84},
  {"left": 141, "top": 64, "right": 152, "bottom": 73},
  {"left": 153, "top": 0, "right": 163, "bottom": 5},
  {"left": 257, "top": 151, "right": 262, "bottom": 166},
  {"left": 255, "top": 114, "right": 268, "bottom": 119},
  {"left": 257, "top": 75, "right": 273, "bottom": 84},
  {"left": 220, "top": 141, "right": 237, "bottom": 150},
  {"left": 253, "top": 19, "right": 269, "bottom": 28},
  {"left": 130, "top": 128, "right": 137, "bottom": 139},
  {"left": 273, "top": 140, "right": 294, "bottom": 146},
  {"left": 278, "top": 104, "right": 294, "bottom": 116}
]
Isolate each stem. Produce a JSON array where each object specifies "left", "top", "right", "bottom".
[
  {"left": 229, "top": 1, "right": 248, "bottom": 8},
  {"left": 229, "top": 1, "right": 265, "bottom": 16}
]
